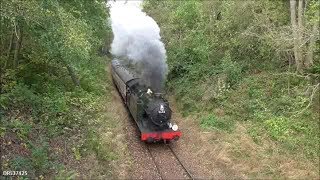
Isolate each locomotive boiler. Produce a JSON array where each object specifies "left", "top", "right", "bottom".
[{"left": 111, "top": 59, "right": 181, "bottom": 143}]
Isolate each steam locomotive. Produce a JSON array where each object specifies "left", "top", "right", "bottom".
[{"left": 111, "top": 59, "right": 181, "bottom": 143}]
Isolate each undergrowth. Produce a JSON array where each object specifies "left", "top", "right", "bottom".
[
  {"left": 0, "top": 56, "right": 117, "bottom": 179},
  {"left": 0, "top": 1, "right": 119, "bottom": 178},
  {"left": 144, "top": 0, "right": 320, "bottom": 166},
  {"left": 172, "top": 72, "right": 319, "bottom": 162}
]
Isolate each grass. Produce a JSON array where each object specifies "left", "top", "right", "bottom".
[
  {"left": 170, "top": 72, "right": 319, "bottom": 178},
  {"left": 183, "top": 73, "right": 318, "bottom": 160},
  {"left": 200, "top": 114, "right": 234, "bottom": 132}
]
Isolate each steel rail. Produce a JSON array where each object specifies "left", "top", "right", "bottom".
[
  {"left": 146, "top": 145, "right": 163, "bottom": 180},
  {"left": 167, "top": 145, "right": 194, "bottom": 180}
]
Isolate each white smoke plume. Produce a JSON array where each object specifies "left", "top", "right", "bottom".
[{"left": 108, "top": 1, "right": 168, "bottom": 92}]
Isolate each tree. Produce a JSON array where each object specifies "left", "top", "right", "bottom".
[
  {"left": 290, "top": 0, "right": 319, "bottom": 73},
  {"left": 290, "top": 0, "right": 303, "bottom": 73}
]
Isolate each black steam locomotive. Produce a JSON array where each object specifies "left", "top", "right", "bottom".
[{"left": 111, "top": 59, "right": 181, "bottom": 143}]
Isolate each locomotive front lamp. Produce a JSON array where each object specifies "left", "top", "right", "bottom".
[{"left": 172, "top": 124, "right": 178, "bottom": 131}]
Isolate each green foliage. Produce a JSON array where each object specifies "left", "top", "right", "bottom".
[
  {"left": 0, "top": 127, "right": 5, "bottom": 137},
  {"left": 55, "top": 168, "right": 77, "bottom": 180},
  {"left": 225, "top": 74, "right": 319, "bottom": 160},
  {"left": 85, "top": 129, "right": 118, "bottom": 162},
  {"left": 144, "top": 0, "right": 319, "bottom": 163},
  {"left": 0, "top": 83, "right": 41, "bottom": 112},
  {"left": 30, "top": 143, "right": 51, "bottom": 175},
  {"left": 201, "top": 114, "right": 234, "bottom": 132},
  {"left": 173, "top": 1, "right": 201, "bottom": 30},
  {"left": 220, "top": 52, "right": 243, "bottom": 87},
  {"left": 247, "top": 114, "right": 319, "bottom": 160},
  {"left": 72, "top": 147, "right": 82, "bottom": 161},
  {"left": 1, "top": 0, "right": 113, "bottom": 178},
  {"left": 264, "top": 117, "right": 291, "bottom": 141},
  {"left": 5, "top": 118, "right": 32, "bottom": 141},
  {"left": 9, "top": 142, "right": 52, "bottom": 177},
  {"left": 10, "top": 156, "right": 32, "bottom": 172}
]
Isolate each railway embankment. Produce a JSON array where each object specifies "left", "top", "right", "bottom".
[{"left": 143, "top": 0, "right": 320, "bottom": 179}]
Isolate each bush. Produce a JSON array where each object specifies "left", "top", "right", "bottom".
[
  {"left": 264, "top": 116, "right": 291, "bottom": 142},
  {"left": 30, "top": 143, "right": 51, "bottom": 175},
  {"left": 200, "top": 114, "right": 234, "bottom": 132},
  {"left": 0, "top": 83, "right": 41, "bottom": 112}
]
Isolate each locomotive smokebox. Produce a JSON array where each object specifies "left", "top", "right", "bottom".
[{"left": 145, "top": 99, "right": 172, "bottom": 128}]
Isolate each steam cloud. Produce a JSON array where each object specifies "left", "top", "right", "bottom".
[{"left": 109, "top": 1, "right": 167, "bottom": 92}]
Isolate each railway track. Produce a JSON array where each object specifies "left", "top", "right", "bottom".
[
  {"left": 146, "top": 144, "right": 194, "bottom": 180},
  {"left": 167, "top": 145, "right": 194, "bottom": 180}
]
